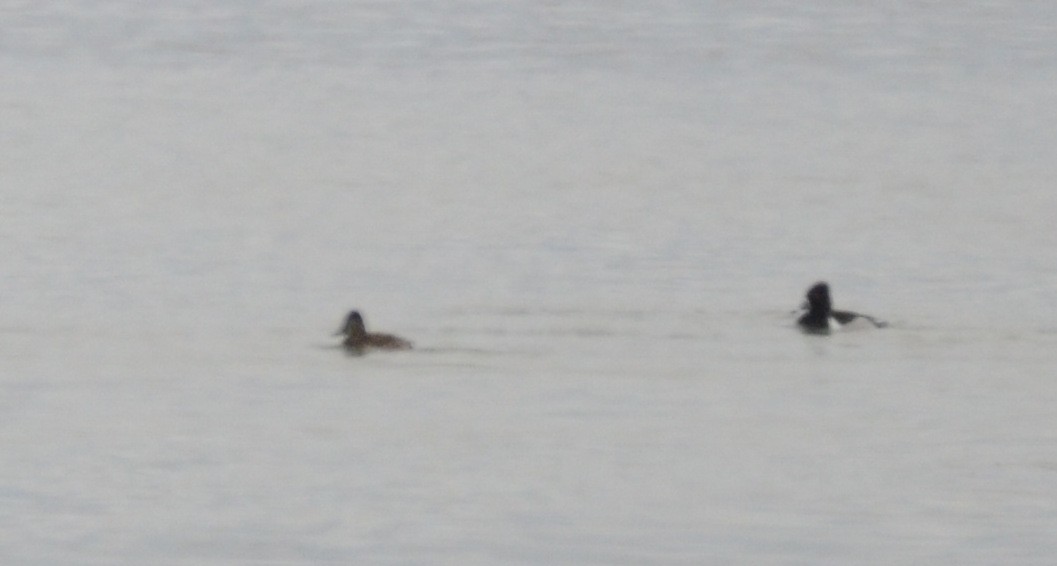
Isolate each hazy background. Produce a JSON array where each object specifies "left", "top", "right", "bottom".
[{"left": 3, "top": 2, "right": 1057, "bottom": 563}]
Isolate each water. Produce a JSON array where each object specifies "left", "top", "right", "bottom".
[{"left": 3, "top": 2, "right": 1057, "bottom": 563}]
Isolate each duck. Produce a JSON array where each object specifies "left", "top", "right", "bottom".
[
  {"left": 335, "top": 310, "right": 413, "bottom": 353},
  {"left": 797, "top": 282, "right": 886, "bottom": 334}
]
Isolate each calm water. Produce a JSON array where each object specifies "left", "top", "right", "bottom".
[{"left": 3, "top": 2, "right": 1057, "bottom": 564}]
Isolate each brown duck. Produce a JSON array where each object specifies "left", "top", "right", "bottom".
[{"left": 335, "top": 310, "right": 412, "bottom": 353}]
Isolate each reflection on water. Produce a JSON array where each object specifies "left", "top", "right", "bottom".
[{"left": 4, "top": 1, "right": 1057, "bottom": 564}]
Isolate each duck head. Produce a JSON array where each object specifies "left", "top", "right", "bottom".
[
  {"left": 803, "top": 282, "right": 832, "bottom": 313},
  {"left": 336, "top": 310, "right": 367, "bottom": 339}
]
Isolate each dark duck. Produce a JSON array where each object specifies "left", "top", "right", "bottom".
[
  {"left": 335, "top": 310, "right": 413, "bottom": 353},
  {"left": 797, "top": 282, "right": 886, "bottom": 334}
]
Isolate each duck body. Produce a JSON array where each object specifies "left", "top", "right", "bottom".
[
  {"left": 336, "top": 310, "right": 412, "bottom": 353},
  {"left": 797, "top": 282, "right": 886, "bottom": 334}
]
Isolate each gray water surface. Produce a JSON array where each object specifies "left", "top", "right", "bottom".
[{"left": 3, "top": 2, "right": 1057, "bottom": 564}]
